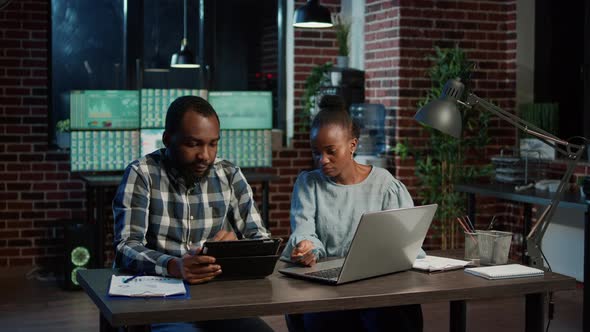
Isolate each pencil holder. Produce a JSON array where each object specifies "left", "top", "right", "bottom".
[
  {"left": 477, "top": 230, "right": 513, "bottom": 265},
  {"left": 464, "top": 232, "right": 479, "bottom": 260}
]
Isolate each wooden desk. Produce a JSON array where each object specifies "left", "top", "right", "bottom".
[
  {"left": 456, "top": 183, "right": 589, "bottom": 332},
  {"left": 78, "top": 264, "right": 575, "bottom": 332},
  {"left": 80, "top": 172, "right": 279, "bottom": 268}
]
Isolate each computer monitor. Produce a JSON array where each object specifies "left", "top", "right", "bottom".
[
  {"left": 70, "top": 90, "right": 140, "bottom": 130},
  {"left": 208, "top": 91, "right": 272, "bottom": 130},
  {"left": 140, "top": 89, "right": 207, "bottom": 128},
  {"left": 70, "top": 130, "right": 139, "bottom": 171},
  {"left": 218, "top": 130, "right": 272, "bottom": 168}
]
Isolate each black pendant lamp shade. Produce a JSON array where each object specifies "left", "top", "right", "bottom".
[
  {"left": 171, "top": 38, "right": 199, "bottom": 68},
  {"left": 171, "top": 0, "right": 199, "bottom": 68},
  {"left": 293, "top": 0, "right": 333, "bottom": 28}
]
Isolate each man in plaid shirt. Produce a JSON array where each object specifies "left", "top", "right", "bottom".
[
  {"left": 113, "top": 96, "right": 273, "bottom": 330},
  {"left": 114, "top": 95, "right": 271, "bottom": 278}
]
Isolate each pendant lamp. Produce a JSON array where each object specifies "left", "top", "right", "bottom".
[
  {"left": 293, "top": 0, "right": 332, "bottom": 28},
  {"left": 171, "top": 0, "right": 200, "bottom": 68}
]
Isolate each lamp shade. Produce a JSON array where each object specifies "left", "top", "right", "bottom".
[
  {"left": 171, "top": 0, "right": 200, "bottom": 69},
  {"left": 170, "top": 42, "right": 200, "bottom": 68},
  {"left": 414, "top": 78, "right": 466, "bottom": 138},
  {"left": 415, "top": 98, "right": 463, "bottom": 138},
  {"left": 293, "top": 0, "right": 332, "bottom": 28}
]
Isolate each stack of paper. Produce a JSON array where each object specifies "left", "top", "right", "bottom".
[
  {"left": 413, "top": 255, "right": 471, "bottom": 272},
  {"left": 464, "top": 264, "right": 544, "bottom": 280},
  {"left": 109, "top": 275, "right": 186, "bottom": 297}
]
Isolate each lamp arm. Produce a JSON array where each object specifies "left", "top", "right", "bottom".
[
  {"left": 464, "top": 93, "right": 586, "bottom": 269},
  {"left": 529, "top": 155, "right": 581, "bottom": 243},
  {"left": 524, "top": 153, "right": 583, "bottom": 269},
  {"left": 465, "top": 94, "right": 571, "bottom": 148}
]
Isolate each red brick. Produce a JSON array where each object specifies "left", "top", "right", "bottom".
[
  {"left": 21, "top": 247, "right": 46, "bottom": 256},
  {"left": 6, "top": 144, "right": 31, "bottom": 152},
  {"left": 0, "top": 97, "right": 22, "bottom": 106},
  {"left": 21, "top": 230, "right": 46, "bottom": 238},
  {"left": 0, "top": 248, "right": 20, "bottom": 256},
  {"left": 59, "top": 182, "right": 83, "bottom": 190},
  {"left": 9, "top": 258, "right": 34, "bottom": 266},
  {"left": 22, "top": 78, "right": 46, "bottom": 86},
  {"left": 0, "top": 230, "right": 19, "bottom": 239}
]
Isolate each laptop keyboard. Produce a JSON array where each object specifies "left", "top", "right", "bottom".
[{"left": 304, "top": 267, "right": 341, "bottom": 280}]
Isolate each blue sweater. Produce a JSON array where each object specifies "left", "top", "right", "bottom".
[{"left": 282, "top": 166, "right": 425, "bottom": 261}]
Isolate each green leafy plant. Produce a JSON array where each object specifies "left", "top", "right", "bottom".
[
  {"left": 333, "top": 15, "right": 350, "bottom": 56},
  {"left": 394, "top": 46, "right": 492, "bottom": 249},
  {"left": 56, "top": 118, "right": 71, "bottom": 133},
  {"left": 299, "top": 62, "right": 333, "bottom": 129}
]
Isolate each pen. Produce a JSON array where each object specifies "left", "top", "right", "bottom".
[
  {"left": 123, "top": 273, "right": 144, "bottom": 283},
  {"left": 464, "top": 215, "right": 475, "bottom": 232}
]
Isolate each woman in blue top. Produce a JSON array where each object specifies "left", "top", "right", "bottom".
[{"left": 282, "top": 95, "right": 423, "bottom": 332}]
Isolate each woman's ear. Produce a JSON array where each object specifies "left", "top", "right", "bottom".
[{"left": 349, "top": 137, "right": 358, "bottom": 154}]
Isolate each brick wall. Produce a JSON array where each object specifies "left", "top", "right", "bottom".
[
  {"left": 0, "top": 0, "right": 86, "bottom": 267},
  {"left": 364, "top": 0, "right": 520, "bottom": 250},
  {"left": 1, "top": 0, "right": 588, "bottom": 267},
  {"left": 363, "top": 0, "right": 589, "bottom": 255}
]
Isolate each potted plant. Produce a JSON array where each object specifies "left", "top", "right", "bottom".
[
  {"left": 300, "top": 62, "right": 333, "bottom": 128},
  {"left": 55, "top": 118, "right": 71, "bottom": 149},
  {"left": 394, "top": 46, "right": 492, "bottom": 250},
  {"left": 518, "top": 103, "right": 559, "bottom": 160},
  {"left": 333, "top": 14, "right": 350, "bottom": 68}
]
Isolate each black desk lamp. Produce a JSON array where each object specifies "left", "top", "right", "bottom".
[{"left": 415, "top": 78, "right": 586, "bottom": 269}]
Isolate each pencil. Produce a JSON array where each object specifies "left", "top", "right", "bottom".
[{"left": 457, "top": 217, "right": 478, "bottom": 245}]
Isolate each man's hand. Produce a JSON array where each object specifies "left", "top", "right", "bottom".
[
  {"left": 212, "top": 229, "right": 238, "bottom": 241},
  {"left": 291, "top": 240, "right": 317, "bottom": 266},
  {"left": 168, "top": 247, "right": 222, "bottom": 284}
]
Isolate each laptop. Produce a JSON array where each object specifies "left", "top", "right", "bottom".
[{"left": 279, "top": 204, "right": 437, "bottom": 285}]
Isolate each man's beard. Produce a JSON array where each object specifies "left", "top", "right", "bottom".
[{"left": 180, "top": 161, "right": 212, "bottom": 184}]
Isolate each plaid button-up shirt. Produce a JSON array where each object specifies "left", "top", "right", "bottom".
[{"left": 113, "top": 149, "right": 270, "bottom": 276}]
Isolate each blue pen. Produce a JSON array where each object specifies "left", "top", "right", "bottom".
[{"left": 123, "top": 273, "right": 144, "bottom": 283}]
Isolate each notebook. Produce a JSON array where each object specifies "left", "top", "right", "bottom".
[
  {"left": 413, "top": 255, "right": 471, "bottom": 272},
  {"left": 279, "top": 204, "right": 437, "bottom": 285},
  {"left": 464, "top": 264, "right": 544, "bottom": 280}
]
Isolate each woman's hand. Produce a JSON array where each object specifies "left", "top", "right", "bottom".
[{"left": 291, "top": 240, "right": 317, "bottom": 266}]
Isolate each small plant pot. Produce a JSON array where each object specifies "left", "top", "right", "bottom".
[
  {"left": 56, "top": 132, "right": 70, "bottom": 150},
  {"left": 336, "top": 56, "right": 349, "bottom": 68}
]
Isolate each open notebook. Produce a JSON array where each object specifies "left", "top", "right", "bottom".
[{"left": 464, "top": 264, "right": 544, "bottom": 280}]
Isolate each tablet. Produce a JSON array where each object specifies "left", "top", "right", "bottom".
[{"left": 201, "top": 238, "right": 282, "bottom": 258}]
